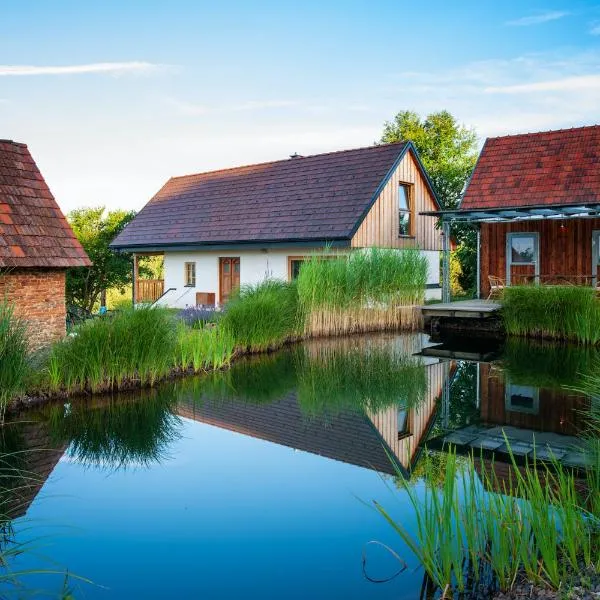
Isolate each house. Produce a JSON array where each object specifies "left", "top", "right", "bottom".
[
  {"left": 431, "top": 125, "right": 600, "bottom": 298},
  {"left": 110, "top": 142, "right": 443, "bottom": 307},
  {"left": 0, "top": 140, "right": 90, "bottom": 349}
]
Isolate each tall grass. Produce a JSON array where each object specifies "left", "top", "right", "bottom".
[
  {"left": 220, "top": 279, "right": 301, "bottom": 352},
  {"left": 176, "top": 324, "right": 235, "bottom": 372},
  {"left": 296, "top": 247, "right": 427, "bottom": 336},
  {"left": 502, "top": 285, "right": 600, "bottom": 344},
  {"left": 0, "top": 303, "right": 29, "bottom": 415},
  {"left": 376, "top": 446, "right": 600, "bottom": 597},
  {"left": 47, "top": 307, "right": 177, "bottom": 394}
]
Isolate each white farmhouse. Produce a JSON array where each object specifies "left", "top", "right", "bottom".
[{"left": 111, "top": 142, "right": 443, "bottom": 307}]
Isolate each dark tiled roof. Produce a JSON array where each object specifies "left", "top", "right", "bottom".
[
  {"left": 0, "top": 140, "right": 91, "bottom": 268},
  {"left": 111, "top": 142, "right": 410, "bottom": 248},
  {"left": 177, "top": 393, "right": 397, "bottom": 475},
  {"left": 461, "top": 125, "right": 600, "bottom": 210}
]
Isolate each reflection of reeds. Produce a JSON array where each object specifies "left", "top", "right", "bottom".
[
  {"left": 297, "top": 248, "right": 427, "bottom": 337},
  {"left": 297, "top": 341, "right": 427, "bottom": 416},
  {"left": 43, "top": 391, "right": 182, "bottom": 469}
]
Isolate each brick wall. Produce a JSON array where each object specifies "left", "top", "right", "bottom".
[{"left": 0, "top": 268, "right": 66, "bottom": 350}]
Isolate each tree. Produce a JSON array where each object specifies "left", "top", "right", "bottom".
[
  {"left": 381, "top": 110, "right": 479, "bottom": 292},
  {"left": 66, "top": 207, "right": 136, "bottom": 312}
]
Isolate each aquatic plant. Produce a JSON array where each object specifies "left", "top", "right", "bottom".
[
  {"left": 501, "top": 285, "right": 600, "bottom": 344},
  {"left": 220, "top": 279, "right": 301, "bottom": 352},
  {"left": 176, "top": 324, "right": 235, "bottom": 372},
  {"left": 0, "top": 302, "right": 29, "bottom": 415},
  {"left": 296, "top": 247, "right": 427, "bottom": 336},
  {"left": 47, "top": 307, "right": 177, "bottom": 393},
  {"left": 376, "top": 445, "right": 600, "bottom": 597}
]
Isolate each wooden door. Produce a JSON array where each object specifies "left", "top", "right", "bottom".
[{"left": 219, "top": 257, "right": 240, "bottom": 304}]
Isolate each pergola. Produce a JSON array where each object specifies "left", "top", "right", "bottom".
[{"left": 421, "top": 202, "right": 600, "bottom": 302}]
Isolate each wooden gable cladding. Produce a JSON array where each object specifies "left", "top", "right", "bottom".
[
  {"left": 480, "top": 218, "right": 600, "bottom": 297},
  {"left": 351, "top": 150, "right": 442, "bottom": 252}
]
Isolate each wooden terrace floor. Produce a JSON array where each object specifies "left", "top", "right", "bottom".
[{"left": 420, "top": 299, "right": 501, "bottom": 320}]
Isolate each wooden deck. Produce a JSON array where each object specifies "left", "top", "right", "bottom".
[{"left": 421, "top": 299, "right": 501, "bottom": 320}]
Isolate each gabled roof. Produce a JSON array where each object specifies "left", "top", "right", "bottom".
[
  {"left": 111, "top": 141, "right": 435, "bottom": 250},
  {"left": 460, "top": 125, "right": 600, "bottom": 211},
  {"left": 0, "top": 140, "right": 90, "bottom": 268}
]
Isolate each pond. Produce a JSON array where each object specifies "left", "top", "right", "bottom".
[{"left": 0, "top": 334, "right": 594, "bottom": 598}]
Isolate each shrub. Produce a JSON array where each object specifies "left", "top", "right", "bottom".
[
  {"left": 48, "top": 307, "right": 177, "bottom": 393},
  {"left": 501, "top": 285, "right": 600, "bottom": 344},
  {"left": 0, "top": 303, "right": 29, "bottom": 413},
  {"left": 220, "top": 279, "right": 300, "bottom": 352},
  {"left": 296, "top": 247, "right": 427, "bottom": 336}
]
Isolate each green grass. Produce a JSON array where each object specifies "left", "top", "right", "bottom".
[
  {"left": 220, "top": 279, "right": 301, "bottom": 352},
  {"left": 376, "top": 444, "right": 600, "bottom": 596},
  {"left": 47, "top": 307, "right": 178, "bottom": 394},
  {"left": 0, "top": 303, "right": 29, "bottom": 414},
  {"left": 297, "top": 247, "right": 427, "bottom": 336},
  {"left": 501, "top": 285, "right": 600, "bottom": 344},
  {"left": 176, "top": 324, "right": 235, "bottom": 372}
]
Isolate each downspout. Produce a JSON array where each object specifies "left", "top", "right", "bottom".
[
  {"left": 442, "top": 221, "right": 451, "bottom": 303},
  {"left": 476, "top": 225, "right": 481, "bottom": 299}
]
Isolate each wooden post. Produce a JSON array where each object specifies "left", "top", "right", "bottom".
[
  {"left": 442, "top": 221, "right": 451, "bottom": 303},
  {"left": 132, "top": 253, "right": 138, "bottom": 306}
]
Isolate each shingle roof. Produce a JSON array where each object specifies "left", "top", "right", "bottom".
[
  {"left": 0, "top": 140, "right": 91, "bottom": 268},
  {"left": 460, "top": 125, "right": 600, "bottom": 210},
  {"left": 111, "top": 142, "right": 413, "bottom": 249}
]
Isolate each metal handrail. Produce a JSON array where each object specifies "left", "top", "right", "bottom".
[{"left": 150, "top": 287, "right": 176, "bottom": 307}]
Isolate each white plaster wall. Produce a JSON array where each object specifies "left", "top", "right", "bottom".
[{"left": 158, "top": 247, "right": 442, "bottom": 308}]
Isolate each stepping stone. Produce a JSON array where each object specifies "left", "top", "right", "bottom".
[
  {"left": 534, "top": 446, "right": 566, "bottom": 461},
  {"left": 497, "top": 441, "right": 533, "bottom": 456},
  {"left": 469, "top": 437, "right": 504, "bottom": 451},
  {"left": 444, "top": 432, "right": 478, "bottom": 446}
]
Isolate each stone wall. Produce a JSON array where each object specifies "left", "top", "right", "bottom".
[{"left": 0, "top": 268, "right": 66, "bottom": 350}]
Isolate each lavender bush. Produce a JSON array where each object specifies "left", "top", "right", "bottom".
[{"left": 177, "top": 306, "right": 220, "bottom": 329}]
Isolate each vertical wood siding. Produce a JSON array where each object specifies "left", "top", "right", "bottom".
[
  {"left": 480, "top": 218, "right": 600, "bottom": 297},
  {"left": 351, "top": 150, "right": 442, "bottom": 251},
  {"left": 367, "top": 360, "right": 449, "bottom": 470}
]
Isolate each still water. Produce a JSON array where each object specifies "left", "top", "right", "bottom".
[{"left": 0, "top": 334, "right": 591, "bottom": 598}]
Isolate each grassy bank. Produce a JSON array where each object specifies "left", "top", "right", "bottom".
[
  {"left": 501, "top": 285, "right": 600, "bottom": 344},
  {"left": 0, "top": 303, "right": 29, "bottom": 415},
  {"left": 297, "top": 247, "right": 427, "bottom": 336}
]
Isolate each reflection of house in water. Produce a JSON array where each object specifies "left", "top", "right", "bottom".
[
  {"left": 429, "top": 360, "right": 590, "bottom": 468},
  {"left": 177, "top": 335, "right": 452, "bottom": 477},
  {"left": 0, "top": 420, "right": 67, "bottom": 520}
]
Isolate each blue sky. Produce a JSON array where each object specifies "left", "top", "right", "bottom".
[{"left": 1, "top": 0, "right": 599, "bottom": 212}]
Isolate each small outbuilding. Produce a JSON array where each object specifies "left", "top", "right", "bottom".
[{"left": 0, "top": 140, "right": 91, "bottom": 349}]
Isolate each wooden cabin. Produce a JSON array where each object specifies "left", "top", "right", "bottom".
[
  {"left": 111, "top": 142, "right": 443, "bottom": 307},
  {"left": 429, "top": 125, "right": 600, "bottom": 298}
]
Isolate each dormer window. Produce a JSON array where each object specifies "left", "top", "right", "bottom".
[{"left": 399, "top": 184, "right": 412, "bottom": 236}]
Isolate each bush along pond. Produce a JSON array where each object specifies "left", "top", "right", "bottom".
[{"left": 0, "top": 334, "right": 598, "bottom": 598}]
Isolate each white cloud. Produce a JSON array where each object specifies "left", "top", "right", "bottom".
[
  {"left": 590, "top": 21, "right": 600, "bottom": 35},
  {"left": 506, "top": 10, "right": 570, "bottom": 26},
  {"left": 0, "top": 62, "right": 166, "bottom": 77},
  {"left": 485, "top": 74, "right": 600, "bottom": 94}
]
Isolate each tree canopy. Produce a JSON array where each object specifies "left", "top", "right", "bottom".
[
  {"left": 66, "top": 207, "right": 136, "bottom": 312},
  {"left": 381, "top": 110, "right": 478, "bottom": 210}
]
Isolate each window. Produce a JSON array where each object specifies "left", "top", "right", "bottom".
[
  {"left": 397, "top": 408, "right": 410, "bottom": 440},
  {"left": 398, "top": 184, "right": 412, "bottom": 236},
  {"left": 184, "top": 262, "right": 196, "bottom": 287},
  {"left": 289, "top": 257, "right": 306, "bottom": 280},
  {"left": 506, "top": 232, "right": 539, "bottom": 285},
  {"left": 505, "top": 383, "right": 539, "bottom": 415}
]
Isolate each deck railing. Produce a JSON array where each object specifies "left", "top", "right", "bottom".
[{"left": 136, "top": 279, "right": 164, "bottom": 303}]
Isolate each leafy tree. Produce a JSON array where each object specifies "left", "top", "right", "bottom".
[
  {"left": 66, "top": 207, "right": 136, "bottom": 312},
  {"left": 381, "top": 110, "right": 479, "bottom": 291}
]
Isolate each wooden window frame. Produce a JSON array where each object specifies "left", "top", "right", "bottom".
[
  {"left": 506, "top": 232, "right": 539, "bottom": 285},
  {"left": 397, "top": 407, "right": 412, "bottom": 441},
  {"left": 398, "top": 183, "right": 414, "bottom": 238},
  {"left": 287, "top": 255, "right": 343, "bottom": 281},
  {"left": 184, "top": 262, "right": 196, "bottom": 287}
]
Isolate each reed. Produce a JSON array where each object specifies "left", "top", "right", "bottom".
[
  {"left": 220, "top": 279, "right": 301, "bottom": 352},
  {"left": 0, "top": 302, "right": 29, "bottom": 415},
  {"left": 47, "top": 307, "right": 177, "bottom": 394},
  {"left": 296, "top": 247, "right": 427, "bottom": 337},
  {"left": 176, "top": 324, "right": 235, "bottom": 372},
  {"left": 501, "top": 285, "right": 600, "bottom": 344},
  {"left": 376, "top": 444, "right": 600, "bottom": 597}
]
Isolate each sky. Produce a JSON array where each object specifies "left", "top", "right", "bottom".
[{"left": 1, "top": 0, "right": 599, "bottom": 213}]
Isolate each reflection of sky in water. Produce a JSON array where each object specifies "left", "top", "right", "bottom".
[{"left": 12, "top": 418, "right": 425, "bottom": 599}]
